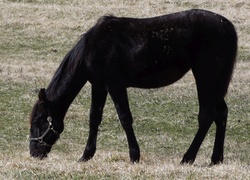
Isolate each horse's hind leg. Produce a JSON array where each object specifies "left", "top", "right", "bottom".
[
  {"left": 181, "top": 54, "right": 230, "bottom": 165},
  {"left": 181, "top": 102, "right": 216, "bottom": 164},
  {"left": 211, "top": 99, "right": 228, "bottom": 165},
  {"left": 181, "top": 98, "right": 228, "bottom": 165},
  {"left": 79, "top": 85, "right": 107, "bottom": 162},
  {"left": 181, "top": 62, "right": 218, "bottom": 164}
]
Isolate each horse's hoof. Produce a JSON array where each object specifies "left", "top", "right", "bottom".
[
  {"left": 129, "top": 149, "right": 140, "bottom": 163},
  {"left": 78, "top": 156, "right": 91, "bottom": 162},
  {"left": 211, "top": 154, "right": 223, "bottom": 166},
  {"left": 180, "top": 158, "right": 194, "bottom": 165},
  {"left": 209, "top": 160, "right": 223, "bottom": 167},
  {"left": 130, "top": 157, "right": 140, "bottom": 164}
]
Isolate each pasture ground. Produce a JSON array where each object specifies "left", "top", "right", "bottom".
[{"left": 0, "top": 0, "right": 249, "bottom": 179}]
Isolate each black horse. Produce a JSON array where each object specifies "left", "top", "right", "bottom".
[{"left": 29, "top": 9, "right": 237, "bottom": 165}]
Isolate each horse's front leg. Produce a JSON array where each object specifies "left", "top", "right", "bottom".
[
  {"left": 107, "top": 85, "right": 140, "bottom": 163},
  {"left": 78, "top": 85, "right": 107, "bottom": 162}
]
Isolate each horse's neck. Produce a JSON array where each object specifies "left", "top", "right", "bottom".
[
  {"left": 44, "top": 34, "right": 88, "bottom": 117},
  {"left": 46, "top": 66, "right": 87, "bottom": 114}
]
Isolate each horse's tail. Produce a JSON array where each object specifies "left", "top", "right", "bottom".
[{"left": 219, "top": 20, "right": 238, "bottom": 98}]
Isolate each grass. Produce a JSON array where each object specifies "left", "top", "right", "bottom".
[{"left": 0, "top": 0, "right": 250, "bottom": 179}]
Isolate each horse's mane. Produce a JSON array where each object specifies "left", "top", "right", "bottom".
[
  {"left": 46, "top": 34, "right": 87, "bottom": 101},
  {"left": 44, "top": 15, "right": 116, "bottom": 102}
]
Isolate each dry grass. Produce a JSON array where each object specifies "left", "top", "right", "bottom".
[
  {"left": 0, "top": 0, "right": 249, "bottom": 179},
  {"left": 1, "top": 150, "right": 250, "bottom": 179}
]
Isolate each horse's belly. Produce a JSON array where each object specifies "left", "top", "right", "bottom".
[{"left": 127, "top": 67, "right": 189, "bottom": 89}]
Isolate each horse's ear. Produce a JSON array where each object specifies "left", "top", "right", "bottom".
[{"left": 38, "top": 88, "right": 47, "bottom": 102}]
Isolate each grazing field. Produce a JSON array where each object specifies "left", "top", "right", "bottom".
[{"left": 0, "top": 0, "right": 249, "bottom": 179}]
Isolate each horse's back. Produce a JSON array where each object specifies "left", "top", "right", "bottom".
[{"left": 85, "top": 9, "right": 237, "bottom": 89}]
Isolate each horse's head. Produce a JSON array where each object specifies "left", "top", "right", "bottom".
[{"left": 29, "top": 88, "right": 63, "bottom": 159}]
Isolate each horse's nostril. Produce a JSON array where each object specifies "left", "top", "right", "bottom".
[
  {"left": 30, "top": 141, "right": 49, "bottom": 159},
  {"left": 30, "top": 150, "right": 48, "bottom": 159}
]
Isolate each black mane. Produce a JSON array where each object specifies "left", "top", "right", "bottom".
[{"left": 46, "top": 34, "right": 87, "bottom": 102}]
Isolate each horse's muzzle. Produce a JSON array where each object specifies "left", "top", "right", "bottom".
[{"left": 29, "top": 141, "right": 52, "bottom": 159}]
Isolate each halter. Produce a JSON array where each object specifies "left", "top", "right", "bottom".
[{"left": 30, "top": 116, "right": 59, "bottom": 146}]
